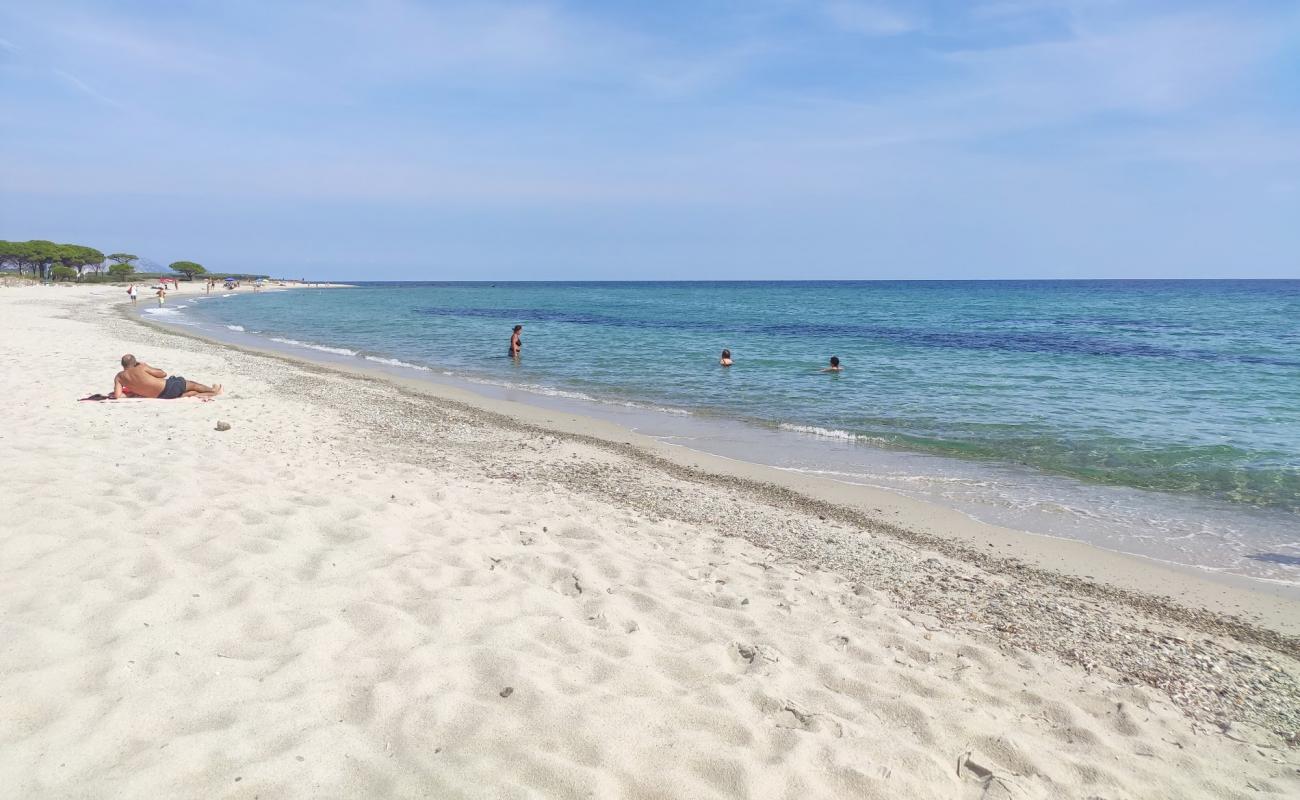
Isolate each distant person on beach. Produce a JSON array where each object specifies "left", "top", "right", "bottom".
[
  {"left": 155, "top": 286, "right": 166, "bottom": 306},
  {"left": 720, "top": 349, "right": 733, "bottom": 366},
  {"left": 127, "top": 284, "right": 137, "bottom": 304},
  {"left": 112, "top": 354, "right": 223, "bottom": 400},
  {"left": 509, "top": 325, "right": 523, "bottom": 358},
  {"left": 820, "top": 356, "right": 843, "bottom": 373}
]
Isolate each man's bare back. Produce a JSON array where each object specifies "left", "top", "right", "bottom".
[{"left": 113, "top": 354, "right": 222, "bottom": 399}]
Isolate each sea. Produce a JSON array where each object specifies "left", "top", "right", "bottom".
[{"left": 142, "top": 280, "right": 1300, "bottom": 587}]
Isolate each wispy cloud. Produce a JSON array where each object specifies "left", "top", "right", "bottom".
[
  {"left": 52, "top": 68, "right": 124, "bottom": 109},
  {"left": 821, "top": 1, "right": 921, "bottom": 36},
  {"left": 636, "top": 41, "right": 777, "bottom": 98},
  {"left": 941, "top": 10, "right": 1282, "bottom": 117},
  {"left": 41, "top": 10, "right": 237, "bottom": 81},
  {"left": 1, "top": 0, "right": 1297, "bottom": 277}
]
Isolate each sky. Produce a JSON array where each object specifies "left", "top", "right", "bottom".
[{"left": 1, "top": 0, "right": 1298, "bottom": 280}]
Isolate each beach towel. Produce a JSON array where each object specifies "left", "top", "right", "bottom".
[{"left": 79, "top": 393, "right": 216, "bottom": 402}]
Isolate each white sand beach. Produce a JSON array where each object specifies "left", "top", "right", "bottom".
[{"left": 2, "top": 284, "right": 1298, "bottom": 799}]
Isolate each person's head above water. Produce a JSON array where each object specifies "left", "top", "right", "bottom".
[
  {"left": 721, "top": 349, "right": 731, "bottom": 359},
  {"left": 121, "top": 354, "right": 138, "bottom": 368},
  {"left": 513, "top": 325, "right": 523, "bottom": 333},
  {"left": 830, "top": 356, "right": 840, "bottom": 367}
]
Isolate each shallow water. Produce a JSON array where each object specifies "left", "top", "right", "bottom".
[{"left": 149, "top": 280, "right": 1300, "bottom": 583}]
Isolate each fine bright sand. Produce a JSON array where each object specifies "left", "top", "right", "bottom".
[{"left": 1, "top": 285, "right": 1298, "bottom": 799}]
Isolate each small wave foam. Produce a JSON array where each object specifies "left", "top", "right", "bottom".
[
  {"left": 364, "top": 355, "right": 431, "bottom": 371},
  {"left": 778, "top": 423, "right": 882, "bottom": 443},
  {"left": 621, "top": 400, "right": 691, "bottom": 416},
  {"left": 269, "top": 337, "right": 358, "bottom": 357},
  {"left": 453, "top": 374, "right": 691, "bottom": 415},
  {"left": 461, "top": 375, "right": 600, "bottom": 403},
  {"left": 141, "top": 306, "right": 198, "bottom": 326},
  {"left": 780, "top": 423, "right": 854, "bottom": 440},
  {"left": 225, "top": 325, "right": 245, "bottom": 332}
]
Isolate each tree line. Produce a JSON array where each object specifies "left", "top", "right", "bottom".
[{"left": 0, "top": 240, "right": 209, "bottom": 282}]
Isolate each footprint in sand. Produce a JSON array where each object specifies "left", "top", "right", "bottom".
[{"left": 550, "top": 571, "right": 583, "bottom": 597}]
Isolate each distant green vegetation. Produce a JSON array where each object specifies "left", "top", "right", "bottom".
[
  {"left": 0, "top": 240, "right": 104, "bottom": 281},
  {"left": 0, "top": 240, "right": 269, "bottom": 283},
  {"left": 169, "top": 261, "right": 206, "bottom": 280}
]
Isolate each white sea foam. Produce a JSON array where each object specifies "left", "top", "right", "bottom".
[
  {"left": 269, "top": 337, "right": 358, "bottom": 356},
  {"left": 451, "top": 373, "right": 691, "bottom": 416},
  {"left": 623, "top": 401, "right": 691, "bottom": 416},
  {"left": 141, "top": 306, "right": 199, "bottom": 326},
  {"left": 461, "top": 374, "right": 608, "bottom": 404},
  {"left": 469, "top": 376, "right": 599, "bottom": 403},
  {"left": 779, "top": 423, "right": 853, "bottom": 440},
  {"left": 226, "top": 325, "right": 246, "bottom": 332},
  {"left": 364, "top": 355, "right": 431, "bottom": 371},
  {"left": 774, "top": 426, "right": 889, "bottom": 444}
]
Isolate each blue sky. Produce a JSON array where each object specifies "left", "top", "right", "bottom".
[{"left": 1, "top": 0, "right": 1298, "bottom": 279}]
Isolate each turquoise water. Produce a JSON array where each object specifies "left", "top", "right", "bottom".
[{"left": 150, "top": 280, "right": 1300, "bottom": 581}]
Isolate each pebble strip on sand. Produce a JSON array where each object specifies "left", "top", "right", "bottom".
[{"left": 124, "top": 305, "right": 1300, "bottom": 747}]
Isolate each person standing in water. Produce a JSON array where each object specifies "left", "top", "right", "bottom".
[
  {"left": 820, "top": 355, "right": 843, "bottom": 373},
  {"left": 509, "top": 325, "right": 523, "bottom": 358},
  {"left": 719, "top": 349, "right": 733, "bottom": 366},
  {"left": 155, "top": 285, "right": 166, "bottom": 306}
]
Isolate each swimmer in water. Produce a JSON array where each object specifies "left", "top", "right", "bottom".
[
  {"left": 509, "top": 324, "right": 523, "bottom": 358},
  {"left": 820, "top": 355, "right": 842, "bottom": 373},
  {"left": 719, "top": 349, "right": 732, "bottom": 366}
]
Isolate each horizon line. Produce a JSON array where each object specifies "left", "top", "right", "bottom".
[{"left": 312, "top": 277, "right": 1299, "bottom": 283}]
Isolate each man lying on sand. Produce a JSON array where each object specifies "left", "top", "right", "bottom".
[{"left": 112, "top": 354, "right": 223, "bottom": 399}]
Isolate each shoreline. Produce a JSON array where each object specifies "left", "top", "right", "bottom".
[
  {"left": 5, "top": 284, "right": 1298, "bottom": 797},
  {"left": 127, "top": 294, "right": 1300, "bottom": 638},
  {"left": 146, "top": 283, "right": 1300, "bottom": 591}
]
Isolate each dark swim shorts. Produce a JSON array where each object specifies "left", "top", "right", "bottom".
[{"left": 158, "top": 375, "right": 187, "bottom": 399}]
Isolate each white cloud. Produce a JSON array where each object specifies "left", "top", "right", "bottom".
[
  {"left": 941, "top": 11, "right": 1279, "bottom": 117},
  {"left": 3, "top": 0, "right": 1297, "bottom": 209},
  {"left": 822, "top": 1, "right": 920, "bottom": 36},
  {"left": 52, "top": 68, "right": 123, "bottom": 109},
  {"left": 636, "top": 41, "right": 775, "bottom": 98}
]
